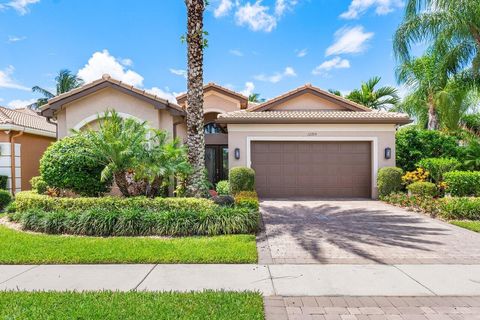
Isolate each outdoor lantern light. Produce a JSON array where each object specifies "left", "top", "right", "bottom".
[
  {"left": 234, "top": 148, "right": 240, "bottom": 160},
  {"left": 384, "top": 147, "right": 392, "bottom": 159}
]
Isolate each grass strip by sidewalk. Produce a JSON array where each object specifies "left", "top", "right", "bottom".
[
  {"left": 450, "top": 220, "right": 480, "bottom": 232},
  {"left": 0, "top": 225, "right": 257, "bottom": 264},
  {"left": 0, "top": 291, "right": 264, "bottom": 320}
]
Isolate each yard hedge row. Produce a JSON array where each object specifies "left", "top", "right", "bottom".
[{"left": 444, "top": 171, "right": 480, "bottom": 197}]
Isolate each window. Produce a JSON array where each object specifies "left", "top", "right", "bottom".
[{"left": 204, "top": 122, "right": 226, "bottom": 134}]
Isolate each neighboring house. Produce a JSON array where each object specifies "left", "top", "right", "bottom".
[
  {"left": 0, "top": 107, "right": 56, "bottom": 193},
  {"left": 40, "top": 75, "right": 410, "bottom": 199}
]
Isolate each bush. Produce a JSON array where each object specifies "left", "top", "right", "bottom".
[
  {"left": 381, "top": 193, "right": 442, "bottom": 217},
  {"left": 444, "top": 171, "right": 480, "bottom": 197},
  {"left": 229, "top": 167, "right": 255, "bottom": 195},
  {"left": 212, "top": 195, "right": 235, "bottom": 206},
  {"left": 216, "top": 180, "right": 230, "bottom": 195},
  {"left": 30, "top": 176, "right": 48, "bottom": 194},
  {"left": 5, "top": 201, "right": 16, "bottom": 213},
  {"left": 439, "top": 197, "right": 480, "bottom": 220},
  {"left": 396, "top": 127, "right": 460, "bottom": 172},
  {"left": 40, "top": 135, "right": 112, "bottom": 197},
  {"left": 0, "top": 190, "right": 12, "bottom": 210},
  {"left": 402, "top": 168, "right": 429, "bottom": 185},
  {"left": 377, "top": 167, "right": 403, "bottom": 197},
  {"left": 417, "top": 158, "right": 460, "bottom": 182},
  {"left": 0, "top": 175, "right": 7, "bottom": 190},
  {"left": 407, "top": 182, "right": 438, "bottom": 197},
  {"left": 234, "top": 191, "right": 259, "bottom": 211},
  {"left": 461, "top": 113, "right": 480, "bottom": 135}
]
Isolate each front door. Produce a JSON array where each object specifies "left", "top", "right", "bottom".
[{"left": 205, "top": 145, "right": 228, "bottom": 185}]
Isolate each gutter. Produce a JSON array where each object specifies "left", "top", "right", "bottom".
[
  {"left": 215, "top": 118, "right": 413, "bottom": 125},
  {"left": 0, "top": 124, "right": 56, "bottom": 138}
]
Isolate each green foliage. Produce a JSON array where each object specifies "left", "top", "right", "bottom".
[
  {"left": 381, "top": 193, "right": 442, "bottom": 217},
  {"left": 345, "top": 76, "right": 400, "bottom": 109},
  {"left": 377, "top": 167, "right": 404, "bottom": 197},
  {"left": 229, "top": 167, "right": 255, "bottom": 195},
  {"left": 234, "top": 191, "right": 260, "bottom": 211},
  {"left": 396, "top": 127, "right": 460, "bottom": 171},
  {"left": 0, "top": 190, "right": 11, "bottom": 210},
  {"left": 451, "top": 220, "right": 480, "bottom": 233},
  {"left": 32, "top": 69, "right": 84, "bottom": 109},
  {"left": 0, "top": 175, "right": 7, "bottom": 190},
  {"left": 406, "top": 181, "right": 438, "bottom": 197},
  {"left": 417, "top": 157, "right": 460, "bottom": 182},
  {"left": 444, "top": 171, "right": 480, "bottom": 197},
  {"left": 439, "top": 197, "right": 480, "bottom": 220},
  {"left": 462, "top": 139, "right": 480, "bottom": 170},
  {"left": 216, "top": 180, "right": 230, "bottom": 195},
  {"left": 461, "top": 113, "right": 480, "bottom": 135},
  {"left": 30, "top": 176, "right": 48, "bottom": 194},
  {"left": 5, "top": 201, "right": 16, "bottom": 213},
  {"left": 40, "top": 134, "right": 111, "bottom": 197}
]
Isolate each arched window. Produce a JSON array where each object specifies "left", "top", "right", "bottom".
[{"left": 204, "top": 122, "right": 226, "bottom": 134}]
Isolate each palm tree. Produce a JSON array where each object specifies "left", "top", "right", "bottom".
[
  {"left": 328, "top": 89, "right": 342, "bottom": 97},
  {"left": 185, "top": 0, "right": 207, "bottom": 197},
  {"left": 394, "top": 0, "right": 480, "bottom": 77},
  {"left": 346, "top": 76, "right": 400, "bottom": 110},
  {"left": 32, "top": 69, "right": 84, "bottom": 109},
  {"left": 248, "top": 93, "right": 265, "bottom": 103}
]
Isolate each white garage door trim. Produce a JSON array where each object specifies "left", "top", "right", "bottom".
[{"left": 246, "top": 136, "right": 378, "bottom": 198}]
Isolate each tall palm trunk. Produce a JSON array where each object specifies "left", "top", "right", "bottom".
[
  {"left": 185, "top": 0, "right": 206, "bottom": 197},
  {"left": 427, "top": 94, "right": 439, "bottom": 130}
]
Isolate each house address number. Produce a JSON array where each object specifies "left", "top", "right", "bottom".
[{"left": 307, "top": 132, "right": 318, "bottom": 136}]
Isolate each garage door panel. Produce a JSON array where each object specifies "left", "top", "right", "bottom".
[{"left": 252, "top": 141, "right": 371, "bottom": 198}]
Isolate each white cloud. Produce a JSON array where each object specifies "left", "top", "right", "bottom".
[
  {"left": 312, "top": 57, "right": 350, "bottom": 75},
  {"left": 7, "top": 35, "right": 26, "bottom": 43},
  {"left": 147, "top": 87, "right": 178, "bottom": 103},
  {"left": 326, "top": 26, "right": 374, "bottom": 56},
  {"left": 254, "top": 66, "right": 296, "bottom": 83},
  {"left": 0, "top": 65, "right": 29, "bottom": 90},
  {"left": 214, "top": 0, "right": 233, "bottom": 17},
  {"left": 0, "top": 0, "right": 40, "bottom": 15},
  {"left": 340, "top": 0, "right": 404, "bottom": 19},
  {"left": 240, "top": 81, "right": 255, "bottom": 96},
  {"left": 169, "top": 68, "right": 187, "bottom": 78},
  {"left": 235, "top": 1, "right": 277, "bottom": 32},
  {"left": 7, "top": 98, "right": 36, "bottom": 109},
  {"left": 275, "top": 0, "right": 297, "bottom": 16},
  {"left": 229, "top": 49, "right": 244, "bottom": 57},
  {"left": 77, "top": 50, "right": 144, "bottom": 86},
  {"left": 296, "top": 48, "right": 307, "bottom": 58},
  {"left": 120, "top": 58, "right": 133, "bottom": 67}
]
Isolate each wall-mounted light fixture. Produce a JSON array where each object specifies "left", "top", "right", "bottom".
[
  {"left": 234, "top": 148, "right": 241, "bottom": 160},
  {"left": 384, "top": 147, "right": 392, "bottom": 159}
]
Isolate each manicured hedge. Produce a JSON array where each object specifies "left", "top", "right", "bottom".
[
  {"left": 407, "top": 181, "right": 438, "bottom": 197},
  {"left": 417, "top": 158, "right": 460, "bottom": 183},
  {"left": 234, "top": 191, "right": 259, "bottom": 211},
  {"left": 229, "top": 167, "right": 255, "bottom": 195},
  {"left": 0, "top": 190, "right": 12, "bottom": 210},
  {"left": 377, "top": 167, "right": 403, "bottom": 197},
  {"left": 444, "top": 171, "right": 480, "bottom": 197},
  {"left": 216, "top": 180, "right": 230, "bottom": 195},
  {"left": 439, "top": 197, "right": 480, "bottom": 220}
]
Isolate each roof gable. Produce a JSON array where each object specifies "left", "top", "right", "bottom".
[
  {"left": 176, "top": 83, "right": 248, "bottom": 109},
  {"left": 249, "top": 84, "right": 371, "bottom": 112}
]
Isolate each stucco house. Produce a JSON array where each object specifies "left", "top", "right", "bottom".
[
  {"left": 40, "top": 74, "right": 411, "bottom": 199},
  {"left": 0, "top": 107, "right": 56, "bottom": 193}
]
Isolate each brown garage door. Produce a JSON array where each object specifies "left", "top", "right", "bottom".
[{"left": 251, "top": 141, "right": 371, "bottom": 198}]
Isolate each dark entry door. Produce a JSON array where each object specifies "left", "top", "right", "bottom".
[{"left": 205, "top": 145, "right": 228, "bottom": 185}]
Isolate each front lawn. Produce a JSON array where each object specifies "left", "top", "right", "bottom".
[
  {"left": 450, "top": 220, "right": 480, "bottom": 233},
  {"left": 0, "top": 291, "right": 264, "bottom": 320},
  {"left": 0, "top": 225, "right": 257, "bottom": 264}
]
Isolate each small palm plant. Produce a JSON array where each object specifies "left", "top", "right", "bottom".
[{"left": 346, "top": 76, "right": 400, "bottom": 110}]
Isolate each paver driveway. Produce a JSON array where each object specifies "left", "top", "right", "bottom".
[{"left": 258, "top": 200, "right": 480, "bottom": 264}]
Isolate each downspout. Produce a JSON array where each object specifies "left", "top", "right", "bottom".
[{"left": 10, "top": 130, "right": 24, "bottom": 195}]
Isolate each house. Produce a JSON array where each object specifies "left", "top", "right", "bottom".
[
  {"left": 40, "top": 74, "right": 411, "bottom": 198},
  {"left": 0, "top": 107, "right": 56, "bottom": 193}
]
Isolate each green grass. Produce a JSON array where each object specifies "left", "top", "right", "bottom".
[
  {"left": 0, "top": 291, "right": 264, "bottom": 320},
  {"left": 450, "top": 220, "right": 480, "bottom": 232},
  {"left": 0, "top": 225, "right": 257, "bottom": 264}
]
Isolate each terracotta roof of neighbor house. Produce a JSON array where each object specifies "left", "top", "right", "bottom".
[
  {"left": 248, "top": 84, "right": 373, "bottom": 112},
  {"left": 40, "top": 74, "right": 185, "bottom": 118},
  {"left": 176, "top": 83, "right": 249, "bottom": 109},
  {"left": 217, "top": 110, "right": 412, "bottom": 124},
  {"left": 0, "top": 106, "right": 56, "bottom": 135}
]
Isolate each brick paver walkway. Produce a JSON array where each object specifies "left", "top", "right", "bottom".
[
  {"left": 264, "top": 296, "right": 480, "bottom": 320},
  {"left": 259, "top": 200, "right": 480, "bottom": 264}
]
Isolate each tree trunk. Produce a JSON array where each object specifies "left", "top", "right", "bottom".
[
  {"left": 185, "top": 0, "right": 206, "bottom": 198},
  {"left": 114, "top": 171, "right": 130, "bottom": 197},
  {"left": 427, "top": 95, "right": 439, "bottom": 130}
]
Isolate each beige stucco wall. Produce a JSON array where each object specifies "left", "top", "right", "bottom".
[
  {"left": 204, "top": 91, "right": 241, "bottom": 113},
  {"left": 270, "top": 93, "right": 347, "bottom": 111},
  {"left": 226, "top": 123, "right": 398, "bottom": 198}
]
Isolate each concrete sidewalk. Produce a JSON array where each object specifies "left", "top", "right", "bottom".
[{"left": 1, "top": 264, "right": 480, "bottom": 296}]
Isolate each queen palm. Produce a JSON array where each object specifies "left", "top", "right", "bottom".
[
  {"left": 185, "top": 0, "right": 207, "bottom": 197},
  {"left": 32, "top": 69, "right": 84, "bottom": 109},
  {"left": 346, "top": 76, "right": 400, "bottom": 110},
  {"left": 248, "top": 93, "right": 265, "bottom": 103}
]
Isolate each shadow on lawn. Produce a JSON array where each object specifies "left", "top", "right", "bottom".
[{"left": 260, "top": 200, "right": 448, "bottom": 264}]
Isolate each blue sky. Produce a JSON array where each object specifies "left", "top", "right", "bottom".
[{"left": 0, "top": 0, "right": 407, "bottom": 108}]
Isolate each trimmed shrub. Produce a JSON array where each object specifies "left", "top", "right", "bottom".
[
  {"left": 0, "top": 190, "right": 12, "bottom": 210},
  {"left": 439, "top": 197, "right": 480, "bottom": 220},
  {"left": 417, "top": 158, "right": 460, "bottom": 183},
  {"left": 212, "top": 195, "right": 235, "bottom": 206},
  {"left": 444, "top": 171, "right": 480, "bottom": 197},
  {"left": 30, "top": 176, "right": 48, "bottom": 194},
  {"left": 235, "top": 191, "right": 259, "bottom": 211},
  {"left": 229, "top": 167, "right": 255, "bottom": 195},
  {"left": 396, "top": 127, "right": 460, "bottom": 172},
  {"left": 0, "top": 175, "right": 7, "bottom": 190},
  {"left": 407, "top": 182, "right": 438, "bottom": 197},
  {"left": 216, "top": 180, "right": 230, "bottom": 195},
  {"left": 402, "top": 168, "right": 429, "bottom": 185},
  {"left": 5, "top": 201, "right": 16, "bottom": 213},
  {"left": 377, "top": 167, "right": 403, "bottom": 197},
  {"left": 40, "top": 135, "right": 112, "bottom": 197},
  {"left": 381, "top": 193, "right": 441, "bottom": 217}
]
